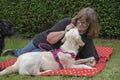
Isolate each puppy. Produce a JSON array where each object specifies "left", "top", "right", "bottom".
[
  {"left": 0, "top": 19, "right": 17, "bottom": 53},
  {"left": 0, "top": 27, "right": 94, "bottom": 76}
]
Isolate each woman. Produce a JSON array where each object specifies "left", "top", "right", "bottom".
[{"left": 2, "top": 7, "right": 99, "bottom": 67}]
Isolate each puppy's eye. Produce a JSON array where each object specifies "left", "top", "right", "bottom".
[{"left": 66, "top": 30, "right": 70, "bottom": 32}]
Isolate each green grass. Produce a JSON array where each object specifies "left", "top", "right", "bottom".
[{"left": 0, "top": 38, "right": 120, "bottom": 80}]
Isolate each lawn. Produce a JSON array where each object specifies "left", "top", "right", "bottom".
[{"left": 0, "top": 38, "right": 120, "bottom": 80}]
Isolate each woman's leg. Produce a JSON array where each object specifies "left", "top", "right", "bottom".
[
  {"left": 2, "top": 40, "right": 42, "bottom": 57},
  {"left": 15, "top": 40, "right": 41, "bottom": 56}
]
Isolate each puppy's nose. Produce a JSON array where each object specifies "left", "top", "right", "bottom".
[
  {"left": 80, "top": 42, "right": 85, "bottom": 46},
  {"left": 81, "top": 42, "right": 85, "bottom": 46}
]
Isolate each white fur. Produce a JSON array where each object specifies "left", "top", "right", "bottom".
[{"left": 0, "top": 27, "right": 94, "bottom": 76}]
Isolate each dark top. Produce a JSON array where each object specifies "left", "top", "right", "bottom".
[{"left": 33, "top": 18, "right": 99, "bottom": 62}]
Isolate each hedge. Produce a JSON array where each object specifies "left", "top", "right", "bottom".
[{"left": 0, "top": 0, "right": 119, "bottom": 39}]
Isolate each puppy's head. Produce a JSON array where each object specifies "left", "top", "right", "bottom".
[
  {"left": 0, "top": 19, "right": 17, "bottom": 37},
  {"left": 62, "top": 27, "right": 85, "bottom": 47}
]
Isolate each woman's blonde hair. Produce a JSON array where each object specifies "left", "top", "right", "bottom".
[{"left": 72, "top": 7, "right": 99, "bottom": 38}]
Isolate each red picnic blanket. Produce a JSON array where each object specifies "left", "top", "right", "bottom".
[{"left": 0, "top": 46, "right": 113, "bottom": 76}]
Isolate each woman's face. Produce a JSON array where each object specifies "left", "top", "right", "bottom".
[{"left": 76, "top": 16, "right": 89, "bottom": 34}]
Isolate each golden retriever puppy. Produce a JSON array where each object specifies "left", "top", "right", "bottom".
[{"left": 0, "top": 27, "right": 93, "bottom": 76}]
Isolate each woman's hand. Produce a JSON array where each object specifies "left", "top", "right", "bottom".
[
  {"left": 47, "top": 23, "right": 75, "bottom": 44},
  {"left": 85, "top": 59, "right": 96, "bottom": 67},
  {"left": 65, "top": 23, "right": 75, "bottom": 32}
]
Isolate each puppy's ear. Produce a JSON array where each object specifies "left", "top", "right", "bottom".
[{"left": 61, "top": 36, "right": 66, "bottom": 43}]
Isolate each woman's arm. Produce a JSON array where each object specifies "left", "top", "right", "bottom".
[
  {"left": 85, "top": 59, "right": 96, "bottom": 67},
  {"left": 75, "top": 57, "right": 96, "bottom": 67},
  {"left": 75, "top": 34, "right": 99, "bottom": 67},
  {"left": 46, "top": 31, "right": 66, "bottom": 44},
  {"left": 47, "top": 23, "right": 75, "bottom": 44}
]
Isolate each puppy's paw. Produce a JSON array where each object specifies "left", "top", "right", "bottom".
[{"left": 40, "top": 70, "right": 52, "bottom": 74}]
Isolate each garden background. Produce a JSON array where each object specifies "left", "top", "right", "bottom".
[{"left": 0, "top": 0, "right": 119, "bottom": 39}]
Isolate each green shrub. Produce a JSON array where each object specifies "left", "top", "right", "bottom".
[{"left": 0, "top": 0, "right": 119, "bottom": 39}]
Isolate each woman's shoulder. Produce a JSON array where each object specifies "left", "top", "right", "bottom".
[
  {"left": 63, "top": 18, "right": 71, "bottom": 20},
  {"left": 60, "top": 18, "right": 71, "bottom": 23},
  {"left": 54, "top": 18, "right": 71, "bottom": 28}
]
